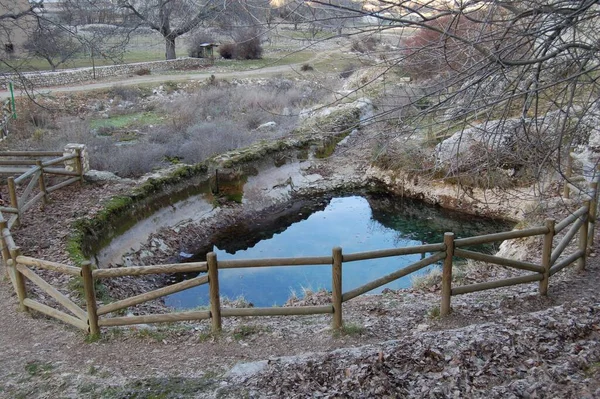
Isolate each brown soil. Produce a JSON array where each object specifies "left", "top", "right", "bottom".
[{"left": 0, "top": 151, "right": 599, "bottom": 397}]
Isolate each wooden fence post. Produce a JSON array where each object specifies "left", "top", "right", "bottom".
[
  {"left": 578, "top": 201, "right": 590, "bottom": 271},
  {"left": 588, "top": 181, "right": 598, "bottom": 249},
  {"left": 332, "top": 246, "right": 343, "bottom": 330},
  {"left": 36, "top": 160, "right": 49, "bottom": 205},
  {"left": 75, "top": 148, "right": 84, "bottom": 184},
  {"left": 0, "top": 219, "right": 9, "bottom": 278},
  {"left": 440, "top": 232, "right": 454, "bottom": 317},
  {"left": 539, "top": 219, "right": 555, "bottom": 296},
  {"left": 7, "top": 176, "right": 19, "bottom": 226},
  {"left": 563, "top": 148, "right": 573, "bottom": 199},
  {"left": 81, "top": 261, "right": 100, "bottom": 337},
  {"left": 207, "top": 252, "right": 221, "bottom": 333},
  {"left": 9, "top": 247, "right": 27, "bottom": 312}
]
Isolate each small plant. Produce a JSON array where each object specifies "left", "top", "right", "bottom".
[
  {"left": 333, "top": 323, "right": 366, "bottom": 338},
  {"left": 233, "top": 28, "right": 263, "bottom": 60},
  {"left": 134, "top": 68, "right": 151, "bottom": 76},
  {"left": 25, "top": 361, "right": 54, "bottom": 377},
  {"left": 300, "top": 63, "right": 314, "bottom": 71},
  {"left": 219, "top": 43, "right": 236, "bottom": 59},
  {"left": 428, "top": 306, "right": 441, "bottom": 319},
  {"left": 232, "top": 325, "right": 265, "bottom": 340},
  {"left": 350, "top": 36, "right": 379, "bottom": 53}
]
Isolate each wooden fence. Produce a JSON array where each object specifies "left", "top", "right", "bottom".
[
  {"left": 0, "top": 160, "right": 597, "bottom": 337},
  {"left": 0, "top": 150, "right": 85, "bottom": 228}
]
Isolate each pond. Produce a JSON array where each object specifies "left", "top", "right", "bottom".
[{"left": 165, "top": 194, "right": 512, "bottom": 308}]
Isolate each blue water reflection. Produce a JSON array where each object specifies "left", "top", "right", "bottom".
[{"left": 166, "top": 195, "right": 510, "bottom": 308}]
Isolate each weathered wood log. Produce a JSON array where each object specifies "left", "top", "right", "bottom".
[
  {"left": 81, "top": 262, "right": 100, "bottom": 336},
  {"left": 555, "top": 205, "right": 588, "bottom": 234},
  {"left": 17, "top": 170, "right": 40, "bottom": 207},
  {"left": 0, "top": 159, "right": 38, "bottom": 165},
  {"left": 23, "top": 298, "right": 88, "bottom": 331},
  {"left": 7, "top": 177, "right": 19, "bottom": 226},
  {"left": 208, "top": 252, "right": 221, "bottom": 333},
  {"left": 36, "top": 161, "right": 48, "bottom": 205},
  {"left": 440, "top": 233, "right": 454, "bottom": 317},
  {"left": 41, "top": 154, "right": 78, "bottom": 167},
  {"left": 46, "top": 177, "right": 80, "bottom": 193},
  {"left": 96, "top": 275, "right": 208, "bottom": 316},
  {"left": 342, "top": 252, "right": 446, "bottom": 302},
  {"left": 0, "top": 151, "right": 62, "bottom": 157},
  {"left": 453, "top": 248, "right": 544, "bottom": 273},
  {"left": 221, "top": 305, "right": 333, "bottom": 317},
  {"left": 451, "top": 274, "right": 543, "bottom": 296},
  {"left": 539, "top": 219, "right": 555, "bottom": 296},
  {"left": 342, "top": 243, "right": 446, "bottom": 262},
  {"left": 0, "top": 206, "right": 19, "bottom": 214},
  {"left": 14, "top": 166, "right": 40, "bottom": 185},
  {"left": 563, "top": 148, "right": 573, "bottom": 198},
  {"left": 588, "top": 182, "right": 598, "bottom": 248},
  {"left": 454, "top": 226, "right": 548, "bottom": 247},
  {"left": 551, "top": 216, "right": 585, "bottom": 265},
  {"left": 16, "top": 264, "right": 87, "bottom": 320},
  {"left": 10, "top": 248, "right": 27, "bottom": 312},
  {"left": 17, "top": 256, "right": 80, "bottom": 276},
  {"left": 549, "top": 250, "right": 585, "bottom": 276},
  {"left": 98, "top": 310, "right": 211, "bottom": 327},
  {"left": 332, "top": 247, "right": 342, "bottom": 329},
  {"left": 217, "top": 256, "right": 332, "bottom": 268},
  {"left": 92, "top": 262, "right": 207, "bottom": 278},
  {"left": 21, "top": 192, "right": 45, "bottom": 214},
  {"left": 578, "top": 201, "right": 589, "bottom": 271}
]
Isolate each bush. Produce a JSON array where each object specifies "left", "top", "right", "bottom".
[
  {"left": 300, "top": 64, "right": 314, "bottom": 71},
  {"left": 219, "top": 43, "right": 236, "bottom": 59},
  {"left": 350, "top": 36, "right": 379, "bottom": 53},
  {"left": 134, "top": 68, "right": 151, "bottom": 76},
  {"left": 233, "top": 29, "right": 263, "bottom": 60}
]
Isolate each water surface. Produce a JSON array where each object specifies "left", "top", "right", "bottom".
[{"left": 166, "top": 195, "right": 511, "bottom": 308}]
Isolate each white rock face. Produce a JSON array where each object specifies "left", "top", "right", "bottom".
[
  {"left": 256, "top": 121, "right": 277, "bottom": 130},
  {"left": 299, "top": 98, "right": 374, "bottom": 127}
]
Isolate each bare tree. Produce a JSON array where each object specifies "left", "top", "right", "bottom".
[
  {"left": 308, "top": 0, "right": 600, "bottom": 194},
  {"left": 117, "top": 0, "right": 220, "bottom": 60},
  {"left": 23, "top": 20, "right": 82, "bottom": 71}
]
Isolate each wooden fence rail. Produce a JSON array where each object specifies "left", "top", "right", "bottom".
[
  {"left": 0, "top": 151, "right": 85, "bottom": 228},
  {"left": 0, "top": 171, "right": 598, "bottom": 337}
]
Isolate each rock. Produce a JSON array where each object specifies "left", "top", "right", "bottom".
[
  {"left": 256, "top": 121, "right": 277, "bottom": 131},
  {"left": 84, "top": 170, "right": 127, "bottom": 182}
]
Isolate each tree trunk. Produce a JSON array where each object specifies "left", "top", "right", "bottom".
[{"left": 165, "top": 37, "right": 176, "bottom": 60}]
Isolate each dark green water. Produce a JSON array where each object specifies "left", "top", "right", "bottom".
[{"left": 165, "top": 195, "right": 512, "bottom": 308}]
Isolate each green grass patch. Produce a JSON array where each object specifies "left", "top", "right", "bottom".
[
  {"left": 24, "top": 361, "right": 54, "bottom": 378},
  {"left": 333, "top": 323, "right": 366, "bottom": 338},
  {"left": 90, "top": 111, "right": 165, "bottom": 130}
]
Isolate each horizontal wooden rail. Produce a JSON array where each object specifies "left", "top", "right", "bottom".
[
  {"left": 98, "top": 310, "right": 211, "bottom": 327},
  {"left": 96, "top": 275, "right": 208, "bottom": 316},
  {"left": 342, "top": 252, "right": 446, "bottom": 302},
  {"left": 555, "top": 206, "right": 588, "bottom": 234},
  {"left": 454, "top": 226, "right": 548, "bottom": 247},
  {"left": 221, "top": 305, "right": 333, "bottom": 317},
  {"left": 41, "top": 154, "right": 77, "bottom": 167},
  {"left": 0, "top": 206, "right": 18, "bottom": 214},
  {"left": 453, "top": 248, "right": 544, "bottom": 273},
  {"left": 44, "top": 168, "right": 79, "bottom": 177},
  {"left": 551, "top": 217, "right": 585, "bottom": 265},
  {"left": 342, "top": 243, "right": 445, "bottom": 262},
  {"left": 23, "top": 298, "right": 88, "bottom": 331},
  {"left": 16, "top": 256, "right": 80, "bottom": 276},
  {"left": 0, "top": 159, "right": 39, "bottom": 166},
  {"left": 93, "top": 262, "right": 208, "bottom": 278},
  {"left": 549, "top": 250, "right": 585, "bottom": 277},
  {"left": 14, "top": 166, "right": 40, "bottom": 185},
  {"left": 451, "top": 274, "right": 543, "bottom": 296},
  {"left": 0, "top": 167, "right": 30, "bottom": 174},
  {"left": 46, "top": 177, "right": 80, "bottom": 193},
  {"left": 17, "top": 264, "right": 87, "bottom": 320},
  {"left": 218, "top": 256, "right": 332, "bottom": 269},
  {"left": 0, "top": 151, "right": 63, "bottom": 157}
]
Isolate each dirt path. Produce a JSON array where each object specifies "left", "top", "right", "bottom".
[{"left": 0, "top": 51, "right": 336, "bottom": 100}]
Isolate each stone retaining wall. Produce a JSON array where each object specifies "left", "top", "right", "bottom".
[{"left": 0, "top": 58, "right": 209, "bottom": 89}]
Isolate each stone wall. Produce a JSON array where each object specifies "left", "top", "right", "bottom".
[{"left": 0, "top": 58, "right": 209, "bottom": 89}]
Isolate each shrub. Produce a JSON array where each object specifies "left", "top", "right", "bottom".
[
  {"left": 350, "top": 36, "right": 379, "bottom": 53},
  {"left": 233, "top": 28, "right": 263, "bottom": 60},
  {"left": 300, "top": 63, "right": 314, "bottom": 71},
  {"left": 219, "top": 43, "right": 236, "bottom": 59},
  {"left": 109, "top": 85, "right": 141, "bottom": 102},
  {"left": 339, "top": 64, "right": 356, "bottom": 79},
  {"left": 134, "top": 68, "right": 151, "bottom": 76}
]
